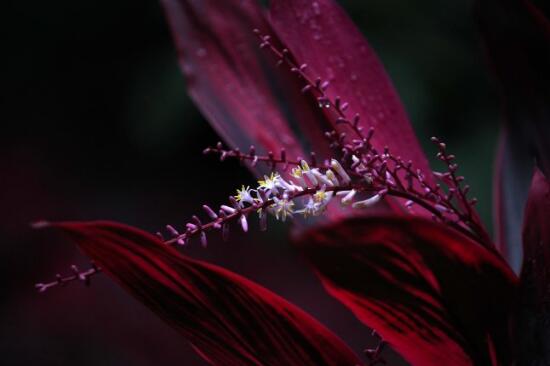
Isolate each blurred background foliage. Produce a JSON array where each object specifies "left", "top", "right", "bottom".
[{"left": 2, "top": 0, "right": 510, "bottom": 365}]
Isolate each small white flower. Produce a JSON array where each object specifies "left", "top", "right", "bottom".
[
  {"left": 271, "top": 195, "right": 294, "bottom": 222},
  {"left": 235, "top": 185, "right": 255, "bottom": 205},
  {"left": 313, "top": 185, "right": 333, "bottom": 206},
  {"left": 296, "top": 198, "right": 321, "bottom": 218},
  {"left": 258, "top": 172, "right": 280, "bottom": 195}
]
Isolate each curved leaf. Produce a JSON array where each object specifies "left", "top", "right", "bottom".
[
  {"left": 48, "top": 221, "right": 361, "bottom": 366},
  {"left": 161, "top": 0, "right": 333, "bottom": 173},
  {"left": 296, "top": 217, "right": 518, "bottom": 366}
]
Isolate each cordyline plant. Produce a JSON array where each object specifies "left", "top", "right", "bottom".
[{"left": 34, "top": 0, "right": 550, "bottom": 365}]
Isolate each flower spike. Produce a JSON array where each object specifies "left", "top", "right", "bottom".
[
  {"left": 38, "top": 129, "right": 495, "bottom": 296},
  {"left": 159, "top": 130, "right": 494, "bottom": 251}
]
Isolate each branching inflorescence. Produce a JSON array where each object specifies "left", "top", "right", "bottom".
[
  {"left": 35, "top": 262, "right": 100, "bottom": 293},
  {"left": 37, "top": 29, "right": 493, "bottom": 293}
]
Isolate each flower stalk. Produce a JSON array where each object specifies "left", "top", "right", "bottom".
[{"left": 34, "top": 262, "right": 101, "bottom": 293}]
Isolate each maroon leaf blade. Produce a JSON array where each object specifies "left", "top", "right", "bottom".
[
  {"left": 269, "top": 0, "right": 433, "bottom": 184},
  {"left": 517, "top": 168, "right": 550, "bottom": 365},
  {"left": 160, "top": 0, "right": 333, "bottom": 172},
  {"left": 48, "top": 221, "right": 361, "bottom": 366},
  {"left": 296, "top": 217, "right": 518, "bottom": 366},
  {"left": 478, "top": 0, "right": 550, "bottom": 269}
]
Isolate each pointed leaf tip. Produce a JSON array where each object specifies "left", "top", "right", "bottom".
[{"left": 50, "top": 220, "right": 361, "bottom": 366}]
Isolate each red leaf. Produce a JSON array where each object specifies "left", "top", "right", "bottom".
[
  {"left": 49, "top": 221, "right": 361, "bottom": 366},
  {"left": 160, "top": 0, "right": 333, "bottom": 173},
  {"left": 295, "top": 217, "right": 518, "bottom": 366},
  {"left": 269, "top": 0, "right": 434, "bottom": 187},
  {"left": 517, "top": 168, "right": 550, "bottom": 365}
]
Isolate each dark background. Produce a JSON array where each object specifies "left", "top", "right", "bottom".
[{"left": 1, "top": 0, "right": 512, "bottom": 365}]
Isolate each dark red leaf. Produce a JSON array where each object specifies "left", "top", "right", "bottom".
[
  {"left": 160, "top": 0, "right": 333, "bottom": 173},
  {"left": 295, "top": 217, "right": 518, "bottom": 366},
  {"left": 269, "top": 0, "right": 434, "bottom": 186},
  {"left": 479, "top": 0, "right": 550, "bottom": 268},
  {"left": 517, "top": 168, "right": 550, "bottom": 365},
  {"left": 48, "top": 221, "right": 361, "bottom": 366}
]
